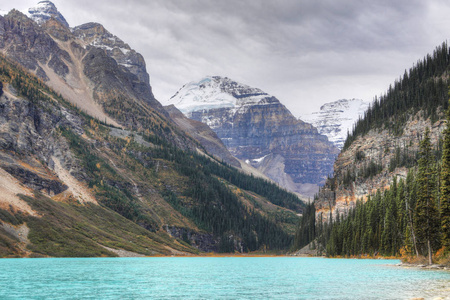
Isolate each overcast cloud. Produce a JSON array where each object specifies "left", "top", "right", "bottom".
[{"left": 3, "top": 0, "right": 450, "bottom": 116}]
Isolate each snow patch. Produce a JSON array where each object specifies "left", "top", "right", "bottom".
[
  {"left": 119, "top": 63, "right": 133, "bottom": 68},
  {"left": 119, "top": 47, "right": 130, "bottom": 55},
  {"left": 90, "top": 40, "right": 114, "bottom": 51},
  {"left": 244, "top": 155, "right": 269, "bottom": 167},
  {"left": 252, "top": 154, "right": 268, "bottom": 163}
]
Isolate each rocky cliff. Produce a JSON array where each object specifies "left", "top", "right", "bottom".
[
  {"left": 167, "top": 76, "right": 339, "bottom": 198},
  {"left": 315, "top": 114, "right": 445, "bottom": 221},
  {"left": 0, "top": 5, "right": 164, "bottom": 125},
  {"left": 72, "top": 22, "right": 163, "bottom": 111},
  {"left": 315, "top": 42, "right": 450, "bottom": 222}
]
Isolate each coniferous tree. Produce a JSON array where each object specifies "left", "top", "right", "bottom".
[
  {"left": 441, "top": 101, "right": 450, "bottom": 250},
  {"left": 414, "top": 128, "right": 441, "bottom": 264},
  {"left": 404, "top": 171, "right": 419, "bottom": 256}
]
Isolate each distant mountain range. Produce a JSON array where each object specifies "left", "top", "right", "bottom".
[{"left": 167, "top": 76, "right": 339, "bottom": 198}]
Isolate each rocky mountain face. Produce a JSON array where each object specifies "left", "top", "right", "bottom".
[
  {"left": 72, "top": 22, "right": 162, "bottom": 110},
  {"left": 164, "top": 105, "right": 241, "bottom": 168},
  {"left": 0, "top": 70, "right": 198, "bottom": 256},
  {"left": 0, "top": 5, "right": 164, "bottom": 126},
  {"left": 315, "top": 114, "right": 445, "bottom": 221},
  {"left": 0, "top": 2, "right": 304, "bottom": 257},
  {"left": 300, "top": 99, "right": 370, "bottom": 149},
  {"left": 314, "top": 42, "right": 450, "bottom": 222},
  {"left": 167, "top": 76, "right": 339, "bottom": 198}
]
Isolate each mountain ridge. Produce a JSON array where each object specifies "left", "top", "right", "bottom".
[
  {"left": 293, "top": 42, "right": 450, "bottom": 262},
  {"left": 167, "top": 75, "right": 339, "bottom": 198},
  {"left": 314, "top": 42, "right": 450, "bottom": 221}
]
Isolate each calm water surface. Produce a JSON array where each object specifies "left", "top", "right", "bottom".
[{"left": 0, "top": 257, "right": 449, "bottom": 299}]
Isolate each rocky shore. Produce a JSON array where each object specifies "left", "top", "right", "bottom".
[{"left": 396, "top": 262, "right": 450, "bottom": 271}]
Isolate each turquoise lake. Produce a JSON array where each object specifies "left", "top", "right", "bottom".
[{"left": 0, "top": 257, "right": 449, "bottom": 299}]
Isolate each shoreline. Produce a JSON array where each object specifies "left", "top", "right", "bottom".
[
  {"left": 395, "top": 262, "right": 450, "bottom": 271},
  {"left": 1, "top": 252, "right": 449, "bottom": 267},
  {"left": 0, "top": 253, "right": 408, "bottom": 259}
]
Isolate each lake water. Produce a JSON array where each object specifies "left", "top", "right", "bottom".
[{"left": 0, "top": 257, "right": 449, "bottom": 299}]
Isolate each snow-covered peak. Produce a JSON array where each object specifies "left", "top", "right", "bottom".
[
  {"left": 27, "top": 1, "right": 69, "bottom": 27},
  {"left": 166, "top": 76, "right": 272, "bottom": 114},
  {"left": 300, "top": 98, "right": 370, "bottom": 149},
  {"left": 317, "top": 98, "right": 367, "bottom": 112}
]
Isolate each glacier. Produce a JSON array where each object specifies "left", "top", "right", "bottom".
[{"left": 299, "top": 98, "right": 370, "bottom": 149}]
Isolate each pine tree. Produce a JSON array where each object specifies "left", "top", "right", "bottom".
[
  {"left": 414, "top": 127, "right": 441, "bottom": 264},
  {"left": 396, "top": 179, "right": 407, "bottom": 250},
  {"left": 405, "top": 170, "right": 420, "bottom": 256},
  {"left": 441, "top": 101, "right": 450, "bottom": 251}
]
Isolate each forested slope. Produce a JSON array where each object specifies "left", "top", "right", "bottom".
[
  {"left": 294, "top": 42, "right": 450, "bottom": 264},
  {"left": 0, "top": 52, "right": 303, "bottom": 257}
]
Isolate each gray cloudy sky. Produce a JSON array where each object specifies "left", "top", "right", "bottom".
[{"left": 3, "top": 0, "right": 450, "bottom": 116}]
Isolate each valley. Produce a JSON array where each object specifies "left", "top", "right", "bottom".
[
  {"left": 0, "top": 2, "right": 303, "bottom": 257},
  {"left": 0, "top": 1, "right": 448, "bottom": 267}
]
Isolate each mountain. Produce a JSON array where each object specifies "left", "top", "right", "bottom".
[
  {"left": 300, "top": 99, "right": 370, "bottom": 149},
  {"left": 314, "top": 43, "right": 450, "bottom": 222},
  {"left": 167, "top": 76, "right": 340, "bottom": 198},
  {"left": 293, "top": 42, "right": 450, "bottom": 260},
  {"left": 164, "top": 104, "right": 241, "bottom": 168},
  {"left": 27, "top": 1, "right": 69, "bottom": 27},
  {"left": 0, "top": 2, "right": 305, "bottom": 257}
]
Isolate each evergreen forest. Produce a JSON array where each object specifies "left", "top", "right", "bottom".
[
  {"left": 295, "top": 42, "right": 450, "bottom": 264},
  {"left": 344, "top": 42, "right": 450, "bottom": 150}
]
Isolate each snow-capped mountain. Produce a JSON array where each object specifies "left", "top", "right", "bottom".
[
  {"left": 167, "top": 76, "right": 339, "bottom": 198},
  {"left": 27, "top": 1, "right": 69, "bottom": 27},
  {"left": 300, "top": 99, "right": 370, "bottom": 149},
  {"left": 168, "top": 76, "right": 270, "bottom": 115}
]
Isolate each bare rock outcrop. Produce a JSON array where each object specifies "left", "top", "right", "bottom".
[{"left": 316, "top": 112, "right": 445, "bottom": 221}]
